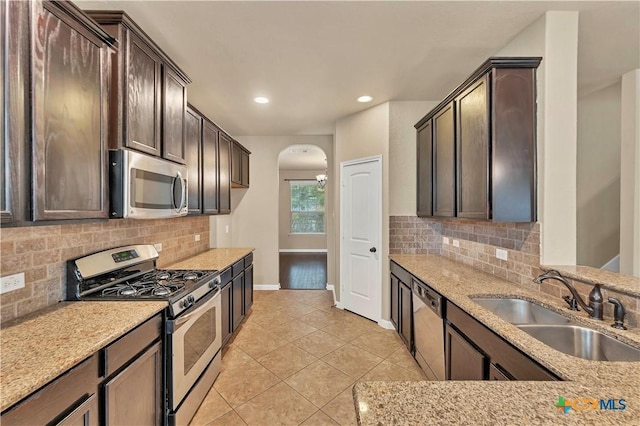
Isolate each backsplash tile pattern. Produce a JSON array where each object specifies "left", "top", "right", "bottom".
[
  {"left": 0, "top": 216, "right": 210, "bottom": 323},
  {"left": 390, "top": 216, "right": 639, "bottom": 328}
]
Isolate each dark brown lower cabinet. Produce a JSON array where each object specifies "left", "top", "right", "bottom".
[
  {"left": 445, "top": 323, "right": 486, "bottom": 380},
  {"left": 221, "top": 281, "right": 232, "bottom": 346},
  {"left": 399, "top": 282, "right": 413, "bottom": 352},
  {"left": 232, "top": 272, "right": 245, "bottom": 330},
  {"left": 57, "top": 394, "right": 99, "bottom": 426},
  {"left": 489, "top": 363, "right": 513, "bottom": 381},
  {"left": 244, "top": 264, "right": 253, "bottom": 313},
  {"left": 390, "top": 274, "right": 399, "bottom": 331},
  {"left": 104, "top": 341, "right": 163, "bottom": 426}
]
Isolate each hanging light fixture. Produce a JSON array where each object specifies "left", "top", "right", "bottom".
[{"left": 316, "top": 158, "right": 328, "bottom": 191}]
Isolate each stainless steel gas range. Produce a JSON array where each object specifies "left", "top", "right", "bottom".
[{"left": 67, "top": 245, "right": 222, "bottom": 425}]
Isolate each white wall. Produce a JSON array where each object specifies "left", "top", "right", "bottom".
[
  {"left": 620, "top": 69, "right": 640, "bottom": 277},
  {"left": 577, "top": 82, "right": 621, "bottom": 268},
  {"left": 219, "top": 135, "right": 333, "bottom": 286},
  {"left": 389, "top": 101, "right": 439, "bottom": 216},
  {"left": 279, "top": 169, "right": 328, "bottom": 251},
  {"left": 496, "top": 11, "right": 579, "bottom": 266}
]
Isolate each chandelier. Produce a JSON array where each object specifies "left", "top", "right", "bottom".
[{"left": 316, "top": 172, "right": 327, "bottom": 191}]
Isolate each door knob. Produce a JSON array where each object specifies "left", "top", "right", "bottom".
[{"left": 370, "top": 247, "right": 377, "bottom": 253}]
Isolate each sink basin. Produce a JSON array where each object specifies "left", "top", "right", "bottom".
[
  {"left": 518, "top": 325, "right": 640, "bottom": 362},
  {"left": 471, "top": 297, "right": 572, "bottom": 325}
]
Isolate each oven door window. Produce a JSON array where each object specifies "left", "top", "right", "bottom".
[
  {"left": 131, "top": 169, "right": 179, "bottom": 209},
  {"left": 183, "top": 306, "right": 217, "bottom": 375}
]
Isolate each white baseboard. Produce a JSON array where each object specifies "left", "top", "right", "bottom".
[
  {"left": 279, "top": 249, "right": 328, "bottom": 253},
  {"left": 254, "top": 284, "right": 281, "bottom": 291},
  {"left": 326, "top": 284, "right": 337, "bottom": 306},
  {"left": 377, "top": 319, "right": 395, "bottom": 330}
]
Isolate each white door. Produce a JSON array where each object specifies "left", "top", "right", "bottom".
[{"left": 340, "top": 156, "right": 382, "bottom": 321}]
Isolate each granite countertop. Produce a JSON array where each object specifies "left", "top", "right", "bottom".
[
  {"left": 354, "top": 254, "right": 640, "bottom": 425},
  {"left": 167, "top": 247, "right": 254, "bottom": 271},
  {"left": 0, "top": 301, "right": 166, "bottom": 412}
]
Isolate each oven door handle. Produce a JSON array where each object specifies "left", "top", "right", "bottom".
[{"left": 168, "top": 287, "right": 220, "bottom": 332}]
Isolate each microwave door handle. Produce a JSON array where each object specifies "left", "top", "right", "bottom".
[
  {"left": 179, "top": 172, "right": 187, "bottom": 210},
  {"left": 171, "top": 171, "right": 185, "bottom": 212}
]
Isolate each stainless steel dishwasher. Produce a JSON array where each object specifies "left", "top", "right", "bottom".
[{"left": 412, "top": 278, "right": 445, "bottom": 380}]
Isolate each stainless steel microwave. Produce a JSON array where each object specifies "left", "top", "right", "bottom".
[{"left": 109, "top": 149, "right": 188, "bottom": 219}]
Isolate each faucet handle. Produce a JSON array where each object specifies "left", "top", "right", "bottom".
[
  {"left": 562, "top": 295, "right": 579, "bottom": 311},
  {"left": 608, "top": 298, "right": 627, "bottom": 330}
]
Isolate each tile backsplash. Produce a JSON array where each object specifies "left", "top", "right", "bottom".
[
  {"left": 389, "top": 216, "right": 639, "bottom": 327},
  {"left": 0, "top": 216, "right": 210, "bottom": 323}
]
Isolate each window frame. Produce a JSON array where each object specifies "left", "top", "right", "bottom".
[{"left": 289, "top": 180, "right": 326, "bottom": 235}]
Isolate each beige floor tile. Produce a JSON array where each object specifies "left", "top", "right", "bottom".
[
  {"left": 235, "top": 382, "right": 318, "bottom": 426},
  {"left": 221, "top": 345, "right": 254, "bottom": 371},
  {"left": 342, "top": 314, "right": 383, "bottom": 333},
  {"left": 232, "top": 328, "right": 290, "bottom": 359},
  {"left": 257, "top": 343, "right": 318, "bottom": 379},
  {"left": 213, "top": 358, "right": 280, "bottom": 407},
  {"left": 321, "top": 321, "right": 372, "bottom": 342},
  {"left": 302, "top": 294, "right": 335, "bottom": 310},
  {"left": 300, "top": 410, "right": 339, "bottom": 425},
  {"left": 299, "top": 309, "right": 347, "bottom": 329},
  {"left": 205, "top": 410, "right": 247, "bottom": 425},
  {"left": 270, "top": 319, "right": 318, "bottom": 342},
  {"left": 189, "top": 388, "right": 231, "bottom": 426},
  {"left": 321, "top": 344, "right": 383, "bottom": 379},
  {"left": 386, "top": 346, "right": 422, "bottom": 370},
  {"left": 321, "top": 387, "right": 358, "bottom": 426},
  {"left": 279, "top": 303, "right": 318, "bottom": 318},
  {"left": 350, "top": 330, "right": 402, "bottom": 358},
  {"left": 293, "top": 330, "right": 347, "bottom": 357},
  {"left": 359, "top": 359, "right": 425, "bottom": 382},
  {"left": 285, "top": 360, "right": 354, "bottom": 408},
  {"left": 243, "top": 308, "right": 294, "bottom": 327}
]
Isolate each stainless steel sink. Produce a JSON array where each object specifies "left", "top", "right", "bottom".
[
  {"left": 471, "top": 297, "right": 572, "bottom": 325},
  {"left": 518, "top": 324, "right": 640, "bottom": 362}
]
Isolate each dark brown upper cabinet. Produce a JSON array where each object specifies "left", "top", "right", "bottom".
[
  {"left": 415, "top": 57, "right": 541, "bottom": 222},
  {"left": 202, "top": 119, "right": 220, "bottom": 214},
  {"left": 231, "top": 140, "right": 250, "bottom": 188},
  {"left": 31, "top": 1, "right": 114, "bottom": 221},
  {"left": 86, "top": 11, "right": 191, "bottom": 164},
  {"left": 218, "top": 132, "right": 232, "bottom": 214},
  {"left": 185, "top": 105, "right": 203, "bottom": 214},
  {"left": 432, "top": 102, "right": 456, "bottom": 217},
  {"left": 416, "top": 120, "right": 433, "bottom": 217}
]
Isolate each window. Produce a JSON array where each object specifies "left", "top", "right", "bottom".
[{"left": 290, "top": 181, "right": 325, "bottom": 234}]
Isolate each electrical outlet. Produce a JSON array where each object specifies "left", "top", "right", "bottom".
[
  {"left": 194, "top": 234, "right": 200, "bottom": 242},
  {"left": 154, "top": 243, "right": 163, "bottom": 253},
  {"left": 1, "top": 273, "right": 25, "bottom": 294},
  {"left": 443, "top": 237, "right": 450, "bottom": 245},
  {"left": 496, "top": 248, "right": 508, "bottom": 261},
  {"left": 452, "top": 240, "right": 460, "bottom": 248}
]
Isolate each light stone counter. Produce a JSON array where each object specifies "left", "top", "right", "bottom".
[
  {"left": 167, "top": 247, "right": 254, "bottom": 271},
  {"left": 353, "top": 254, "right": 640, "bottom": 425},
  {"left": 0, "top": 301, "right": 167, "bottom": 412}
]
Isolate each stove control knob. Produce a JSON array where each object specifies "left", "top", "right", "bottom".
[
  {"left": 188, "top": 295, "right": 195, "bottom": 303},
  {"left": 182, "top": 299, "right": 192, "bottom": 309},
  {"left": 213, "top": 276, "right": 221, "bottom": 285}
]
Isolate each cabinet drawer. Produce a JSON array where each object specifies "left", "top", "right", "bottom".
[
  {"left": 1, "top": 354, "right": 99, "bottom": 426},
  {"left": 232, "top": 259, "right": 244, "bottom": 277},
  {"left": 220, "top": 267, "right": 232, "bottom": 285},
  {"left": 244, "top": 252, "right": 253, "bottom": 267},
  {"left": 103, "top": 313, "right": 162, "bottom": 377},
  {"left": 447, "top": 303, "right": 558, "bottom": 381},
  {"left": 390, "top": 261, "right": 411, "bottom": 285}
]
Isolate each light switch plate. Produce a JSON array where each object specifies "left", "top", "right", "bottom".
[
  {"left": 496, "top": 248, "right": 508, "bottom": 261},
  {"left": 194, "top": 234, "right": 201, "bottom": 242},
  {"left": 225, "top": 225, "right": 230, "bottom": 234},
  {"left": 443, "top": 237, "right": 450, "bottom": 245},
  {"left": 453, "top": 240, "right": 460, "bottom": 247},
  {"left": 154, "top": 243, "right": 163, "bottom": 252},
  {"left": 1, "top": 272, "right": 25, "bottom": 294}
]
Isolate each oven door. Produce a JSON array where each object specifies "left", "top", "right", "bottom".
[{"left": 167, "top": 289, "right": 221, "bottom": 410}]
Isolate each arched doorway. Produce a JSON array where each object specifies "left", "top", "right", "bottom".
[{"left": 277, "top": 145, "right": 329, "bottom": 289}]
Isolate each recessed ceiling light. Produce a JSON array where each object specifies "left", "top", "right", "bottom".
[
  {"left": 254, "top": 96, "right": 269, "bottom": 104},
  {"left": 357, "top": 95, "right": 373, "bottom": 103}
]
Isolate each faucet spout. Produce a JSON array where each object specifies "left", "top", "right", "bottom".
[{"left": 533, "top": 270, "right": 603, "bottom": 320}]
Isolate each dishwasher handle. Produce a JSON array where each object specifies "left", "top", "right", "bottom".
[{"left": 412, "top": 279, "right": 442, "bottom": 317}]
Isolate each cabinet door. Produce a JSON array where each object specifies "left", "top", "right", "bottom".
[
  {"left": 104, "top": 341, "right": 163, "bottom": 426},
  {"left": 221, "top": 282, "right": 232, "bottom": 345},
  {"left": 232, "top": 272, "right": 245, "bottom": 330},
  {"left": 433, "top": 102, "right": 455, "bottom": 217},
  {"left": 218, "top": 132, "right": 232, "bottom": 214},
  {"left": 456, "top": 75, "right": 489, "bottom": 219},
  {"left": 31, "top": 2, "right": 109, "bottom": 221},
  {"left": 185, "top": 106, "right": 202, "bottom": 214},
  {"left": 390, "top": 274, "right": 399, "bottom": 332},
  {"left": 416, "top": 120, "right": 433, "bottom": 217},
  {"left": 56, "top": 394, "right": 98, "bottom": 426},
  {"left": 162, "top": 66, "right": 187, "bottom": 164},
  {"left": 243, "top": 264, "right": 253, "bottom": 313},
  {"left": 241, "top": 150, "right": 250, "bottom": 187},
  {"left": 445, "top": 324, "right": 486, "bottom": 380},
  {"left": 231, "top": 142, "right": 242, "bottom": 186},
  {"left": 489, "top": 363, "right": 513, "bottom": 381},
  {"left": 399, "top": 282, "right": 413, "bottom": 352},
  {"left": 202, "top": 120, "right": 219, "bottom": 214},
  {"left": 126, "top": 31, "right": 162, "bottom": 156}
]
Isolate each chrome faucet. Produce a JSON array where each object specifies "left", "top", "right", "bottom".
[{"left": 533, "top": 270, "right": 604, "bottom": 320}]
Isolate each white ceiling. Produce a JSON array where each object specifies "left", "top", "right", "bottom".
[
  {"left": 76, "top": 1, "right": 640, "bottom": 136},
  {"left": 278, "top": 145, "right": 327, "bottom": 170}
]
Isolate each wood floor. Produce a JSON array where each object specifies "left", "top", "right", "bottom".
[{"left": 279, "top": 253, "right": 327, "bottom": 290}]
